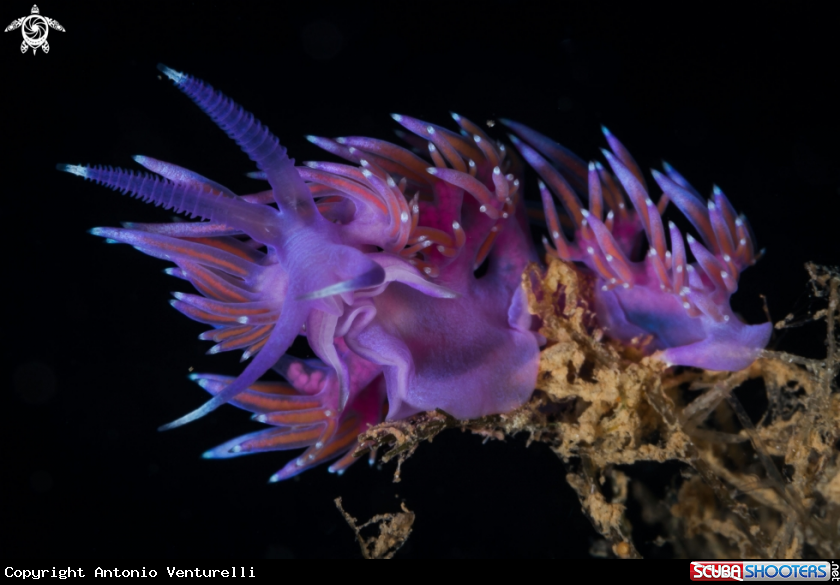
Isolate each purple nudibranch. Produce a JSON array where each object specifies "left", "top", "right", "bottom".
[
  {"left": 58, "top": 65, "right": 770, "bottom": 480},
  {"left": 502, "top": 120, "right": 772, "bottom": 371}
]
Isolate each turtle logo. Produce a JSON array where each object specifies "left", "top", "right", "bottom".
[{"left": 4, "top": 5, "right": 65, "bottom": 54}]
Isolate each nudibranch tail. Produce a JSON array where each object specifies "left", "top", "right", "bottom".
[
  {"left": 506, "top": 122, "right": 772, "bottom": 371},
  {"left": 63, "top": 66, "right": 542, "bottom": 480}
]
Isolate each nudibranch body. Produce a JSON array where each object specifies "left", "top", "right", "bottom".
[
  {"left": 60, "top": 65, "right": 540, "bottom": 480},
  {"left": 504, "top": 121, "right": 773, "bottom": 371},
  {"left": 61, "top": 66, "right": 771, "bottom": 480}
]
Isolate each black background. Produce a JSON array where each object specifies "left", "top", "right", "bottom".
[{"left": 3, "top": 1, "right": 838, "bottom": 559}]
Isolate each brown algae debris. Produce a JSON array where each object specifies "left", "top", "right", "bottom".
[{"left": 353, "top": 259, "right": 839, "bottom": 558}]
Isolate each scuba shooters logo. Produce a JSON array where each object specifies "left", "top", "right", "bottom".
[{"left": 690, "top": 561, "right": 834, "bottom": 581}]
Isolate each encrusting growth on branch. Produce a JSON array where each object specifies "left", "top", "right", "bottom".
[{"left": 355, "top": 260, "right": 839, "bottom": 559}]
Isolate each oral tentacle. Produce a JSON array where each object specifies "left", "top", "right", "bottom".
[
  {"left": 158, "top": 301, "right": 308, "bottom": 431},
  {"left": 88, "top": 227, "right": 265, "bottom": 281}
]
